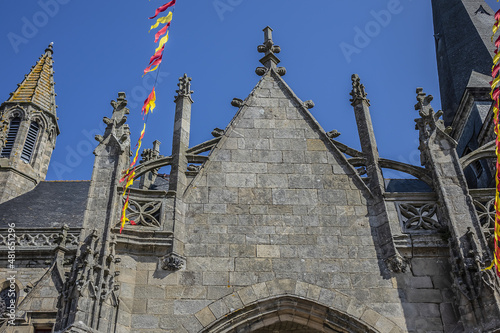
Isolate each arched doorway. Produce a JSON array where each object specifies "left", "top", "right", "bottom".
[{"left": 201, "top": 295, "right": 379, "bottom": 333}]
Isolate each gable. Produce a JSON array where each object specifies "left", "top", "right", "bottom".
[{"left": 185, "top": 68, "right": 368, "bottom": 201}]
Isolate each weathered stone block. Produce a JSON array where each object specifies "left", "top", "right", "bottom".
[
  {"left": 306, "top": 139, "right": 327, "bottom": 151},
  {"left": 406, "top": 289, "right": 443, "bottom": 303},
  {"left": 222, "top": 293, "right": 244, "bottom": 312},
  {"left": 174, "top": 300, "right": 212, "bottom": 315},
  {"left": 225, "top": 173, "right": 256, "bottom": 187},
  {"left": 195, "top": 306, "right": 216, "bottom": 327},
  {"left": 131, "top": 314, "right": 159, "bottom": 329},
  {"left": 147, "top": 299, "right": 174, "bottom": 315},
  {"left": 257, "top": 245, "right": 280, "bottom": 258},
  {"left": 208, "top": 299, "right": 229, "bottom": 319},
  {"left": 203, "top": 272, "right": 229, "bottom": 286},
  {"left": 235, "top": 258, "right": 272, "bottom": 271},
  {"left": 238, "top": 286, "right": 258, "bottom": 305}
]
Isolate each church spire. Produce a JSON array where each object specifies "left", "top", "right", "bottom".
[
  {"left": 5, "top": 42, "right": 57, "bottom": 116},
  {"left": 431, "top": 0, "right": 494, "bottom": 125},
  {"left": 0, "top": 43, "right": 60, "bottom": 203}
]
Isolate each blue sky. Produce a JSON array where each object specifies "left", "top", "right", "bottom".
[{"left": 0, "top": 0, "right": 498, "bottom": 180}]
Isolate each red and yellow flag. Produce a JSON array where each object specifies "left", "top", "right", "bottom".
[
  {"left": 120, "top": 0, "right": 177, "bottom": 233},
  {"left": 149, "top": 11, "right": 172, "bottom": 31},
  {"left": 142, "top": 88, "right": 156, "bottom": 115},
  {"left": 487, "top": 6, "right": 500, "bottom": 277},
  {"left": 144, "top": 55, "right": 163, "bottom": 75},
  {"left": 149, "top": 0, "right": 176, "bottom": 19},
  {"left": 155, "top": 22, "right": 171, "bottom": 43}
]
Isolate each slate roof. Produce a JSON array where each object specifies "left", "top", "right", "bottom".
[
  {"left": 0, "top": 181, "right": 90, "bottom": 228},
  {"left": 385, "top": 179, "right": 432, "bottom": 193},
  {"left": 431, "top": 0, "right": 494, "bottom": 125}
]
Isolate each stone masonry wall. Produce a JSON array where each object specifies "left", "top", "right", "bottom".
[{"left": 110, "top": 71, "right": 459, "bottom": 332}]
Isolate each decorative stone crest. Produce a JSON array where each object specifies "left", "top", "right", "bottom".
[
  {"left": 161, "top": 253, "right": 186, "bottom": 271},
  {"left": 384, "top": 253, "right": 410, "bottom": 273},
  {"left": 349, "top": 74, "right": 370, "bottom": 106},
  {"left": 473, "top": 198, "right": 495, "bottom": 230},
  {"left": 398, "top": 202, "right": 441, "bottom": 232},
  {"left": 119, "top": 197, "right": 162, "bottom": 228}
]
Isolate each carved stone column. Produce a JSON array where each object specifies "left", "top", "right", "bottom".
[{"left": 350, "top": 74, "right": 407, "bottom": 273}]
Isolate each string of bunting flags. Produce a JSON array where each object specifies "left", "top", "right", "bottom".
[
  {"left": 487, "top": 0, "right": 500, "bottom": 277},
  {"left": 119, "top": 0, "right": 177, "bottom": 233}
]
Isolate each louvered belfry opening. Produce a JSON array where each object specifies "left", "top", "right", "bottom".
[
  {"left": 21, "top": 121, "right": 40, "bottom": 163},
  {"left": 1, "top": 117, "right": 21, "bottom": 158}
]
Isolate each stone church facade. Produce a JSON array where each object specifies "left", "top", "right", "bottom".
[{"left": 1, "top": 1, "right": 500, "bottom": 332}]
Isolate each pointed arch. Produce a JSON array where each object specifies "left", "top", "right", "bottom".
[
  {"left": 193, "top": 280, "right": 401, "bottom": 333},
  {"left": 4, "top": 106, "right": 28, "bottom": 121},
  {"left": 1, "top": 116, "right": 21, "bottom": 158}
]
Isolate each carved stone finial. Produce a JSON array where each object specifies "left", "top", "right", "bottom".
[
  {"left": 384, "top": 253, "right": 410, "bottom": 273},
  {"left": 413, "top": 88, "right": 450, "bottom": 136},
  {"left": 110, "top": 92, "right": 129, "bottom": 115},
  {"left": 175, "top": 74, "right": 194, "bottom": 102},
  {"left": 45, "top": 42, "right": 54, "bottom": 56},
  {"left": 414, "top": 87, "right": 434, "bottom": 116},
  {"left": 258, "top": 26, "right": 281, "bottom": 69},
  {"left": 152, "top": 140, "right": 161, "bottom": 153},
  {"left": 349, "top": 74, "right": 370, "bottom": 106}
]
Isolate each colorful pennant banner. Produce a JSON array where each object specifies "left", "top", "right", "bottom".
[
  {"left": 142, "top": 88, "right": 157, "bottom": 116},
  {"left": 487, "top": 2, "right": 500, "bottom": 277},
  {"left": 149, "top": 11, "right": 172, "bottom": 31},
  {"left": 149, "top": 0, "right": 176, "bottom": 19},
  {"left": 119, "top": 0, "right": 177, "bottom": 232}
]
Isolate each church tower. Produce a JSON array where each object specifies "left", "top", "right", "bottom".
[
  {"left": 0, "top": 43, "right": 59, "bottom": 203},
  {"left": 431, "top": 0, "right": 496, "bottom": 188},
  {"left": 431, "top": 0, "right": 494, "bottom": 126}
]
